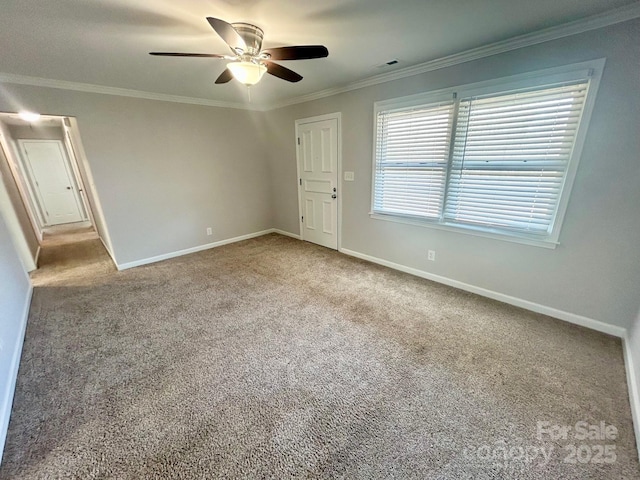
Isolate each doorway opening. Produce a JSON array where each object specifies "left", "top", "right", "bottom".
[{"left": 0, "top": 112, "right": 115, "bottom": 273}]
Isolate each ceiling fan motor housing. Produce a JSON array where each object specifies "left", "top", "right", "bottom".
[{"left": 231, "top": 23, "right": 264, "bottom": 58}]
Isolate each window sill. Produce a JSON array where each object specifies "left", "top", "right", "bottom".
[{"left": 369, "top": 212, "right": 559, "bottom": 249}]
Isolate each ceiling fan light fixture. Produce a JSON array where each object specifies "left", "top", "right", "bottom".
[
  {"left": 151, "top": 17, "right": 328, "bottom": 85},
  {"left": 227, "top": 61, "right": 267, "bottom": 86}
]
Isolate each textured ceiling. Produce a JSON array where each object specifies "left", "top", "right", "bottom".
[{"left": 0, "top": 0, "right": 637, "bottom": 108}]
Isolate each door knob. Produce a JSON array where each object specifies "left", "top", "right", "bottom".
[
  {"left": 331, "top": 194, "right": 337, "bottom": 199},
  {"left": 66, "top": 187, "right": 72, "bottom": 190}
]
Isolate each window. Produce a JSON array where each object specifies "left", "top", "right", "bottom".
[{"left": 372, "top": 60, "right": 604, "bottom": 246}]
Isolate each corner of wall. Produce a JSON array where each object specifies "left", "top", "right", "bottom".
[{"left": 623, "top": 318, "right": 640, "bottom": 462}]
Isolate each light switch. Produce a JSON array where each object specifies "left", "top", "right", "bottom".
[{"left": 344, "top": 171, "right": 355, "bottom": 181}]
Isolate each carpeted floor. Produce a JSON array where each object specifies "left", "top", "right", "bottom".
[{"left": 1, "top": 232, "right": 638, "bottom": 479}]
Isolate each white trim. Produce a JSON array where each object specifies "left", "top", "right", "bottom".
[
  {"left": 369, "top": 59, "right": 602, "bottom": 111},
  {"left": 13, "top": 139, "right": 47, "bottom": 227},
  {"left": 0, "top": 73, "right": 258, "bottom": 111},
  {"left": 294, "top": 112, "right": 343, "bottom": 126},
  {"left": 34, "top": 245, "right": 40, "bottom": 268},
  {"left": 62, "top": 129, "right": 91, "bottom": 224},
  {"left": 0, "top": 4, "right": 637, "bottom": 112},
  {"left": 344, "top": 242, "right": 640, "bottom": 455},
  {"left": 0, "top": 284, "right": 32, "bottom": 459},
  {"left": 339, "top": 247, "right": 626, "bottom": 338},
  {"left": 369, "top": 213, "right": 559, "bottom": 249},
  {"left": 623, "top": 332, "right": 640, "bottom": 461},
  {"left": 295, "top": 112, "right": 342, "bottom": 251},
  {"left": 65, "top": 118, "right": 116, "bottom": 257},
  {"left": 295, "top": 124, "right": 303, "bottom": 241},
  {"left": 267, "top": 3, "right": 640, "bottom": 110},
  {"left": 0, "top": 127, "right": 43, "bottom": 242},
  {"left": 116, "top": 229, "right": 276, "bottom": 270},
  {"left": 272, "top": 229, "right": 302, "bottom": 240}
]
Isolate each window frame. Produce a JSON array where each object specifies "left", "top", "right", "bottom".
[{"left": 370, "top": 59, "right": 606, "bottom": 248}]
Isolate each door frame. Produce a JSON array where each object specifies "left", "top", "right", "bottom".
[
  {"left": 0, "top": 137, "right": 43, "bottom": 243},
  {"left": 16, "top": 139, "right": 87, "bottom": 227},
  {"left": 62, "top": 127, "right": 96, "bottom": 228},
  {"left": 295, "top": 112, "right": 342, "bottom": 251}
]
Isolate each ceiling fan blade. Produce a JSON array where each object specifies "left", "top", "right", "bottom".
[
  {"left": 215, "top": 69, "right": 234, "bottom": 84},
  {"left": 149, "top": 52, "right": 227, "bottom": 58},
  {"left": 264, "top": 61, "right": 303, "bottom": 83},
  {"left": 262, "top": 45, "right": 328, "bottom": 61},
  {"left": 207, "top": 17, "right": 246, "bottom": 51}
]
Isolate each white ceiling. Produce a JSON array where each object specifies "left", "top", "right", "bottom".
[{"left": 0, "top": 0, "right": 637, "bottom": 108}]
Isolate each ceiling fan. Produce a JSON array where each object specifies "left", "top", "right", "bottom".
[{"left": 150, "top": 17, "right": 329, "bottom": 86}]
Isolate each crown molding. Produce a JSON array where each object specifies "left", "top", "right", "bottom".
[
  {"left": 0, "top": 2, "right": 638, "bottom": 112},
  {"left": 264, "top": 2, "right": 640, "bottom": 111},
  {"left": 0, "top": 73, "right": 257, "bottom": 111}
]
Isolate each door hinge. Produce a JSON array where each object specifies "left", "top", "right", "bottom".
[
  {"left": 297, "top": 137, "right": 300, "bottom": 145},
  {"left": 299, "top": 178, "right": 302, "bottom": 186},
  {"left": 301, "top": 216, "right": 304, "bottom": 222}
]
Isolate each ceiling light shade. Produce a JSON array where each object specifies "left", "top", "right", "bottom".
[
  {"left": 227, "top": 61, "right": 267, "bottom": 86},
  {"left": 18, "top": 111, "right": 41, "bottom": 122}
]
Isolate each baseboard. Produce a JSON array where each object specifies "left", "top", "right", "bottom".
[
  {"left": 622, "top": 333, "right": 640, "bottom": 461},
  {"left": 117, "top": 229, "right": 276, "bottom": 271},
  {"left": 272, "top": 229, "right": 302, "bottom": 240},
  {"left": 340, "top": 246, "right": 637, "bottom": 458},
  {"left": 339, "top": 247, "right": 626, "bottom": 338},
  {"left": 0, "top": 284, "right": 33, "bottom": 460},
  {"left": 33, "top": 246, "right": 40, "bottom": 270}
]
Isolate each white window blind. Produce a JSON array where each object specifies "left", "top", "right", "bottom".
[
  {"left": 371, "top": 59, "right": 604, "bottom": 245},
  {"left": 444, "top": 82, "right": 589, "bottom": 235},
  {"left": 373, "top": 102, "right": 454, "bottom": 218}
]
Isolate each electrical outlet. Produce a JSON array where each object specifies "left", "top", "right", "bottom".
[
  {"left": 428, "top": 250, "right": 436, "bottom": 261},
  {"left": 206, "top": 227, "right": 212, "bottom": 236}
]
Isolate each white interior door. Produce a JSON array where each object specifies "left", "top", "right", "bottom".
[
  {"left": 19, "top": 140, "right": 84, "bottom": 226},
  {"left": 297, "top": 117, "right": 339, "bottom": 249}
]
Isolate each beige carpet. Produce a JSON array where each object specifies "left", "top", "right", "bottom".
[
  {"left": 31, "top": 224, "right": 113, "bottom": 287},
  {"left": 1, "top": 233, "right": 638, "bottom": 479}
]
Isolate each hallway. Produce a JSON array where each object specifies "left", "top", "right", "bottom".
[{"left": 31, "top": 222, "right": 115, "bottom": 286}]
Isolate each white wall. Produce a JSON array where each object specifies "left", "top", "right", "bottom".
[
  {"left": 0, "top": 211, "right": 31, "bottom": 457},
  {"left": 0, "top": 87, "right": 273, "bottom": 266},
  {"left": 65, "top": 118, "right": 114, "bottom": 257},
  {"left": 265, "top": 18, "right": 640, "bottom": 331}
]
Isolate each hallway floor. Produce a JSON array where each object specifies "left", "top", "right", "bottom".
[{"left": 31, "top": 222, "right": 115, "bottom": 286}]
